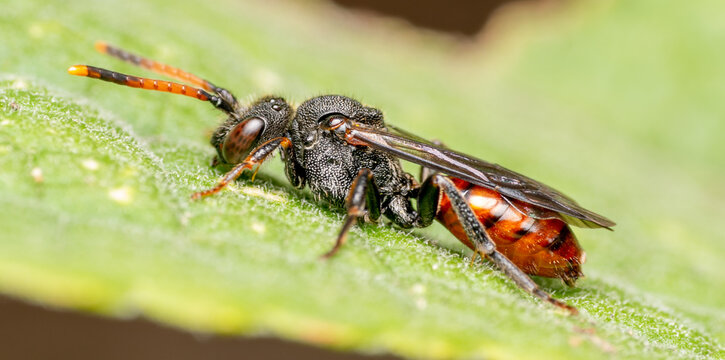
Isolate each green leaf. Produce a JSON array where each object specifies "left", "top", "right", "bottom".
[{"left": 1, "top": 0, "right": 723, "bottom": 359}]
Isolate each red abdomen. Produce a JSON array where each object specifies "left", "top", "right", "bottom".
[{"left": 436, "top": 178, "right": 585, "bottom": 284}]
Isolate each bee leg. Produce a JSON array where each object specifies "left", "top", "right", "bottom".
[
  {"left": 191, "top": 137, "right": 291, "bottom": 199},
  {"left": 321, "top": 168, "right": 381, "bottom": 259},
  {"left": 433, "top": 175, "right": 578, "bottom": 315},
  {"left": 469, "top": 252, "right": 479, "bottom": 267},
  {"left": 418, "top": 175, "right": 480, "bottom": 267}
]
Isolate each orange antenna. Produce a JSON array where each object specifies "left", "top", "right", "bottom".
[
  {"left": 68, "top": 65, "right": 232, "bottom": 112},
  {"left": 95, "top": 41, "right": 220, "bottom": 93}
]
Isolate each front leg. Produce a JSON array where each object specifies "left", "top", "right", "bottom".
[
  {"left": 321, "top": 168, "right": 381, "bottom": 259},
  {"left": 281, "top": 138, "right": 306, "bottom": 189},
  {"left": 191, "top": 137, "right": 292, "bottom": 199}
]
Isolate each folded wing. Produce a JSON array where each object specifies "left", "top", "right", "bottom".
[{"left": 346, "top": 122, "right": 615, "bottom": 229}]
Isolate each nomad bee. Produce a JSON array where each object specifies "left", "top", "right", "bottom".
[{"left": 69, "top": 42, "right": 615, "bottom": 314}]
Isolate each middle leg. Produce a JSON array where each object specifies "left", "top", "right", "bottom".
[{"left": 321, "top": 168, "right": 381, "bottom": 259}]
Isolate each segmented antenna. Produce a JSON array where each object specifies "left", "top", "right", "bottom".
[
  {"left": 95, "top": 41, "right": 221, "bottom": 93},
  {"left": 67, "top": 65, "right": 228, "bottom": 110}
]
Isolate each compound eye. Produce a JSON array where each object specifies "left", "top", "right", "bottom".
[{"left": 222, "top": 117, "right": 266, "bottom": 164}]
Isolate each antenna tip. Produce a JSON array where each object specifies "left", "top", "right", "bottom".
[
  {"left": 94, "top": 41, "right": 108, "bottom": 53},
  {"left": 67, "top": 65, "right": 89, "bottom": 76}
]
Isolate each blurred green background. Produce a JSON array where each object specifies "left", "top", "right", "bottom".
[{"left": 0, "top": 0, "right": 723, "bottom": 359}]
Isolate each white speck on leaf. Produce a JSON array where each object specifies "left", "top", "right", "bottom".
[
  {"left": 237, "top": 186, "right": 287, "bottom": 203},
  {"left": 251, "top": 222, "right": 266, "bottom": 234},
  {"left": 28, "top": 23, "right": 44, "bottom": 38},
  {"left": 82, "top": 159, "right": 99, "bottom": 171},
  {"left": 411, "top": 284, "right": 426, "bottom": 295},
  {"left": 108, "top": 186, "right": 133, "bottom": 204},
  {"left": 31, "top": 167, "right": 43, "bottom": 183},
  {"left": 179, "top": 212, "right": 191, "bottom": 227},
  {"left": 415, "top": 297, "right": 427, "bottom": 310},
  {"left": 12, "top": 79, "right": 27, "bottom": 89}
]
